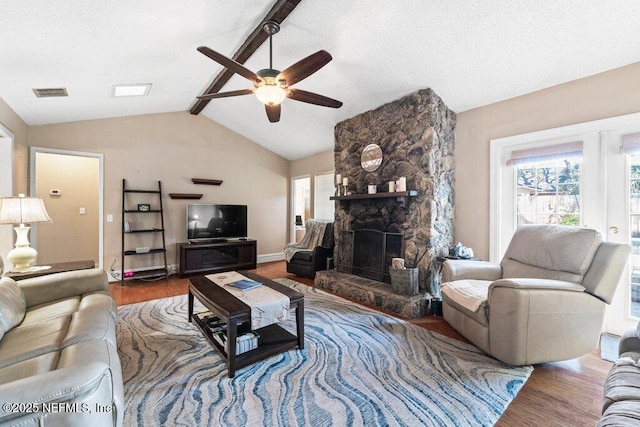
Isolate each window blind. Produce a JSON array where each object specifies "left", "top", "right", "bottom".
[
  {"left": 506, "top": 141, "right": 583, "bottom": 166},
  {"left": 621, "top": 132, "right": 640, "bottom": 155}
]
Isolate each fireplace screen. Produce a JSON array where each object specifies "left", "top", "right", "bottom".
[{"left": 350, "top": 229, "right": 403, "bottom": 283}]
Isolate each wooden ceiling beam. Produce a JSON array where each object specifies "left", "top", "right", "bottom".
[{"left": 189, "top": 0, "right": 302, "bottom": 115}]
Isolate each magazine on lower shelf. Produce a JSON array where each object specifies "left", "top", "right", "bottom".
[{"left": 199, "top": 312, "right": 227, "bottom": 332}]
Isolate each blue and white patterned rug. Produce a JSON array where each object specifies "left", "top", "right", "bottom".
[{"left": 117, "top": 278, "right": 532, "bottom": 426}]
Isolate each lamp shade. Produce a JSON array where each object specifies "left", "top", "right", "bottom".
[{"left": 0, "top": 196, "right": 52, "bottom": 225}]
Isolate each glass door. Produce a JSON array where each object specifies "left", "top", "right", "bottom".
[{"left": 604, "top": 128, "right": 640, "bottom": 335}]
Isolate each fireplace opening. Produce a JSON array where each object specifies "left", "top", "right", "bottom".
[{"left": 343, "top": 229, "right": 404, "bottom": 283}]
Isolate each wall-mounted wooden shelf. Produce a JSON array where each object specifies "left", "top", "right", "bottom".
[
  {"left": 330, "top": 191, "right": 418, "bottom": 207},
  {"left": 191, "top": 178, "right": 223, "bottom": 186},
  {"left": 169, "top": 193, "right": 203, "bottom": 200}
]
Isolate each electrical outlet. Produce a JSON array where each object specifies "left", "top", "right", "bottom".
[
  {"left": 79, "top": 207, "right": 86, "bottom": 215},
  {"left": 106, "top": 214, "right": 113, "bottom": 223}
]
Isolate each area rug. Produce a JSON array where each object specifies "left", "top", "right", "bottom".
[{"left": 117, "top": 278, "right": 532, "bottom": 426}]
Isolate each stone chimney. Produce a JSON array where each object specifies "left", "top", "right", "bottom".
[{"left": 333, "top": 88, "right": 456, "bottom": 292}]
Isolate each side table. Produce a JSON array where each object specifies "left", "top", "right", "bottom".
[{"left": 3, "top": 260, "right": 95, "bottom": 280}]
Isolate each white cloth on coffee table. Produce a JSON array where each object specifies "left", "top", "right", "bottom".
[{"left": 206, "top": 272, "right": 290, "bottom": 329}]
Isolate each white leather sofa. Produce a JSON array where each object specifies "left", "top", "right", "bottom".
[
  {"left": 0, "top": 269, "right": 123, "bottom": 426},
  {"left": 441, "top": 225, "right": 630, "bottom": 365}
]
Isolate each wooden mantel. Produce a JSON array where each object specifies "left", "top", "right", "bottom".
[{"left": 330, "top": 191, "right": 418, "bottom": 207}]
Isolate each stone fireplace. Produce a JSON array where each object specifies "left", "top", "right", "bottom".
[{"left": 315, "top": 88, "right": 456, "bottom": 318}]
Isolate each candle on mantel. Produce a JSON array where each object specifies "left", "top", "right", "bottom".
[
  {"left": 336, "top": 174, "right": 342, "bottom": 184},
  {"left": 397, "top": 177, "right": 407, "bottom": 192},
  {"left": 342, "top": 177, "right": 349, "bottom": 186}
]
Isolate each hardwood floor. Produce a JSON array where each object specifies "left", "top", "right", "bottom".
[{"left": 109, "top": 261, "right": 610, "bottom": 426}]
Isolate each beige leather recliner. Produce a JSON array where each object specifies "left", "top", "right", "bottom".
[{"left": 441, "top": 224, "right": 630, "bottom": 366}]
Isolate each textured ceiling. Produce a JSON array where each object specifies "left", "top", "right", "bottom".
[{"left": 1, "top": 1, "right": 639, "bottom": 160}]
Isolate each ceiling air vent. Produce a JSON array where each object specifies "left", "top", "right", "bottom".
[{"left": 32, "top": 88, "right": 68, "bottom": 98}]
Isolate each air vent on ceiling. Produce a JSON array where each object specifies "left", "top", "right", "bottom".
[{"left": 32, "top": 88, "right": 68, "bottom": 98}]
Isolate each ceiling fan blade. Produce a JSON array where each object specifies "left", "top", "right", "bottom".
[
  {"left": 197, "top": 46, "right": 260, "bottom": 83},
  {"left": 265, "top": 104, "right": 281, "bottom": 123},
  {"left": 197, "top": 89, "right": 254, "bottom": 100},
  {"left": 288, "top": 88, "right": 343, "bottom": 108},
  {"left": 277, "top": 50, "right": 332, "bottom": 86}
]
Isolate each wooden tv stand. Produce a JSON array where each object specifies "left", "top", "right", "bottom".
[{"left": 178, "top": 239, "right": 257, "bottom": 277}]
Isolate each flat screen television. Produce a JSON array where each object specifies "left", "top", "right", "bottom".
[{"left": 187, "top": 204, "right": 248, "bottom": 241}]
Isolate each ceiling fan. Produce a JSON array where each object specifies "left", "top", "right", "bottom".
[{"left": 196, "top": 21, "right": 342, "bottom": 123}]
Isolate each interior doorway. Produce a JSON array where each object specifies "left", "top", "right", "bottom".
[
  {"left": 30, "top": 147, "right": 104, "bottom": 269},
  {"left": 290, "top": 175, "right": 311, "bottom": 243},
  {"left": 0, "top": 124, "right": 14, "bottom": 272}
]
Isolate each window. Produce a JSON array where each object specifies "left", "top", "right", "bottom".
[
  {"left": 630, "top": 156, "right": 640, "bottom": 254},
  {"left": 515, "top": 157, "right": 581, "bottom": 226},
  {"left": 314, "top": 171, "right": 335, "bottom": 221},
  {"left": 629, "top": 155, "right": 640, "bottom": 317}
]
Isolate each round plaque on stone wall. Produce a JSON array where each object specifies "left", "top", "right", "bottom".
[{"left": 361, "top": 144, "right": 383, "bottom": 172}]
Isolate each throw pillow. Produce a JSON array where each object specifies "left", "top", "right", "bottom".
[{"left": 0, "top": 277, "right": 27, "bottom": 340}]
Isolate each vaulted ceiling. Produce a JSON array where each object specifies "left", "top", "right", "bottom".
[{"left": 1, "top": 1, "right": 639, "bottom": 160}]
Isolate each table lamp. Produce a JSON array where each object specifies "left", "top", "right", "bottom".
[{"left": 0, "top": 194, "right": 52, "bottom": 272}]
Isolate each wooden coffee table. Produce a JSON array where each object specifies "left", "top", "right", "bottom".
[{"left": 188, "top": 271, "right": 304, "bottom": 378}]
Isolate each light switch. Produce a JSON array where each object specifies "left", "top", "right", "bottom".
[
  {"left": 107, "top": 215, "right": 113, "bottom": 223},
  {"left": 79, "top": 207, "right": 86, "bottom": 215}
]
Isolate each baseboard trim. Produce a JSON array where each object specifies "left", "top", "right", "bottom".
[{"left": 258, "top": 252, "right": 285, "bottom": 263}]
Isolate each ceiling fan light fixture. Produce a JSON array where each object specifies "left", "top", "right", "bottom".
[{"left": 255, "top": 84, "right": 286, "bottom": 106}]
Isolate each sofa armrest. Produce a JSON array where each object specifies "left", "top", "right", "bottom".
[
  {"left": 17, "top": 268, "right": 108, "bottom": 307},
  {"left": 619, "top": 325, "right": 640, "bottom": 355},
  {"left": 0, "top": 362, "right": 120, "bottom": 426},
  {"left": 312, "top": 245, "right": 334, "bottom": 271},
  {"left": 313, "top": 245, "right": 334, "bottom": 258},
  {"left": 490, "top": 278, "right": 585, "bottom": 292},
  {"left": 488, "top": 278, "right": 585, "bottom": 306},
  {"left": 442, "top": 260, "right": 502, "bottom": 282}
]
